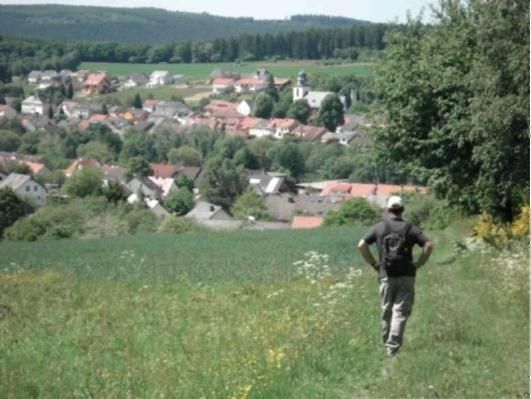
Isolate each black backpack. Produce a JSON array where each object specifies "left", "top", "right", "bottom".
[{"left": 381, "top": 220, "right": 412, "bottom": 270}]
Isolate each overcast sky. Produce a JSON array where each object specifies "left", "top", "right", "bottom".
[{"left": 0, "top": 0, "right": 435, "bottom": 23}]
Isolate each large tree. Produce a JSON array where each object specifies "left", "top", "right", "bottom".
[
  {"left": 376, "top": 0, "right": 529, "bottom": 221},
  {"left": 200, "top": 157, "right": 248, "bottom": 210},
  {"left": 318, "top": 93, "right": 344, "bottom": 132}
]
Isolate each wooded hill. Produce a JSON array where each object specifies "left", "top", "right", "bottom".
[{"left": 0, "top": 5, "right": 372, "bottom": 44}]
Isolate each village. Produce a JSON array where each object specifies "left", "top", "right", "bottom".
[{"left": 0, "top": 66, "right": 427, "bottom": 231}]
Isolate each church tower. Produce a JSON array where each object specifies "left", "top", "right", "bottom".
[{"left": 293, "top": 70, "right": 309, "bottom": 101}]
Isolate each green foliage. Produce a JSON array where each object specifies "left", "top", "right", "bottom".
[
  {"left": 125, "top": 156, "right": 153, "bottom": 179},
  {"left": 0, "top": 129, "right": 21, "bottom": 152},
  {"left": 132, "top": 92, "right": 142, "bottom": 109},
  {"left": 175, "top": 174, "right": 194, "bottom": 192},
  {"left": 287, "top": 99, "right": 311, "bottom": 124},
  {"left": 317, "top": 93, "right": 345, "bottom": 132},
  {"left": 0, "top": 188, "right": 33, "bottom": 238},
  {"left": 102, "top": 181, "right": 128, "bottom": 204},
  {"left": 376, "top": 0, "right": 529, "bottom": 221},
  {"left": 231, "top": 190, "right": 272, "bottom": 221},
  {"left": 323, "top": 198, "right": 380, "bottom": 226},
  {"left": 62, "top": 167, "right": 104, "bottom": 198},
  {"left": 233, "top": 147, "right": 259, "bottom": 170},
  {"left": 267, "top": 142, "right": 305, "bottom": 180},
  {"left": 77, "top": 141, "right": 115, "bottom": 162},
  {"left": 167, "top": 145, "right": 202, "bottom": 167},
  {"left": 5, "top": 204, "right": 84, "bottom": 241},
  {"left": 157, "top": 215, "right": 204, "bottom": 234},
  {"left": 253, "top": 93, "right": 274, "bottom": 118},
  {"left": 121, "top": 205, "right": 157, "bottom": 234},
  {"left": 401, "top": 192, "right": 461, "bottom": 230},
  {"left": 164, "top": 188, "right": 195, "bottom": 216},
  {"left": 200, "top": 157, "right": 248, "bottom": 210}
]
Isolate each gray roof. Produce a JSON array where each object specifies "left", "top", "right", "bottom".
[
  {"left": 295, "top": 193, "right": 341, "bottom": 216},
  {"left": 0, "top": 173, "right": 32, "bottom": 191},
  {"left": 185, "top": 200, "right": 232, "bottom": 221}
]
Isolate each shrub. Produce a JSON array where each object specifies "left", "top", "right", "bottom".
[
  {"left": 157, "top": 215, "right": 204, "bottom": 234},
  {"left": 231, "top": 191, "right": 272, "bottom": 221},
  {"left": 0, "top": 188, "right": 33, "bottom": 238},
  {"left": 164, "top": 189, "right": 195, "bottom": 216},
  {"left": 324, "top": 198, "right": 380, "bottom": 226}
]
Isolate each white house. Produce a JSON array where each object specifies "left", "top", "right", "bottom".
[
  {"left": 147, "top": 71, "right": 173, "bottom": 88},
  {"left": 21, "top": 95, "right": 49, "bottom": 116},
  {"left": 123, "top": 73, "right": 149, "bottom": 89},
  {"left": 148, "top": 176, "right": 179, "bottom": 199},
  {"left": 292, "top": 70, "right": 347, "bottom": 110},
  {"left": 0, "top": 173, "right": 46, "bottom": 206},
  {"left": 212, "top": 78, "right": 235, "bottom": 94},
  {"left": 249, "top": 119, "right": 274, "bottom": 138},
  {"left": 125, "top": 175, "right": 163, "bottom": 201},
  {"left": 234, "top": 78, "right": 267, "bottom": 93},
  {"left": 27, "top": 71, "right": 42, "bottom": 85}
]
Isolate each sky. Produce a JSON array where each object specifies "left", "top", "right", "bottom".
[{"left": 0, "top": 0, "right": 435, "bottom": 23}]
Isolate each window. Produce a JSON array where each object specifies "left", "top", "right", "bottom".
[
  {"left": 34, "top": 185, "right": 38, "bottom": 191},
  {"left": 26, "top": 186, "right": 30, "bottom": 192}
]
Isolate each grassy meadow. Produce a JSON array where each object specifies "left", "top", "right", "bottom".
[
  {"left": 0, "top": 222, "right": 528, "bottom": 398},
  {"left": 80, "top": 60, "right": 374, "bottom": 82},
  {"left": 90, "top": 86, "right": 210, "bottom": 105}
]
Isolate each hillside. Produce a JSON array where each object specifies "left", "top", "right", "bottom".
[
  {"left": 0, "top": 5, "right": 371, "bottom": 44},
  {"left": 0, "top": 223, "right": 528, "bottom": 397}
]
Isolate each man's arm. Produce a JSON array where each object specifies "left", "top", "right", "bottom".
[
  {"left": 357, "top": 239, "right": 379, "bottom": 272},
  {"left": 414, "top": 241, "right": 434, "bottom": 269}
]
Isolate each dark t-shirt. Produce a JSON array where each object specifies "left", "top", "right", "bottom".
[{"left": 363, "top": 217, "right": 429, "bottom": 278}]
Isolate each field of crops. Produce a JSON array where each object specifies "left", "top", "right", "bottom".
[
  {"left": 0, "top": 223, "right": 528, "bottom": 398},
  {"left": 80, "top": 60, "right": 374, "bottom": 82},
  {"left": 91, "top": 86, "right": 210, "bottom": 104}
]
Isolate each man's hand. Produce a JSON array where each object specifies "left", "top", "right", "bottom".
[{"left": 358, "top": 239, "right": 379, "bottom": 272}]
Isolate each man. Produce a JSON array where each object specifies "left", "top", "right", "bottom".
[{"left": 358, "top": 195, "right": 433, "bottom": 357}]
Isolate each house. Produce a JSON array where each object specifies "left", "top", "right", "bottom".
[
  {"left": 185, "top": 201, "right": 233, "bottom": 221},
  {"left": 249, "top": 119, "right": 274, "bottom": 138},
  {"left": 64, "top": 158, "right": 102, "bottom": 177},
  {"left": 148, "top": 176, "right": 178, "bottom": 199},
  {"left": 212, "top": 78, "right": 235, "bottom": 94},
  {"left": 0, "top": 152, "right": 52, "bottom": 175},
  {"left": 125, "top": 175, "right": 163, "bottom": 201},
  {"left": 291, "top": 216, "right": 324, "bottom": 229},
  {"left": 101, "top": 164, "right": 126, "bottom": 185},
  {"left": 173, "top": 75, "right": 186, "bottom": 85},
  {"left": 0, "top": 105, "right": 18, "bottom": 119},
  {"left": 142, "top": 99, "right": 159, "bottom": 113},
  {"left": 21, "top": 95, "right": 50, "bottom": 116},
  {"left": 295, "top": 193, "right": 342, "bottom": 216},
  {"left": 123, "top": 73, "right": 149, "bottom": 89},
  {"left": 237, "top": 100, "right": 253, "bottom": 116},
  {"left": 147, "top": 71, "right": 172, "bottom": 88},
  {"left": 0, "top": 173, "right": 46, "bottom": 206},
  {"left": 176, "top": 166, "right": 202, "bottom": 182},
  {"left": 145, "top": 198, "right": 170, "bottom": 221},
  {"left": 151, "top": 101, "right": 191, "bottom": 119},
  {"left": 84, "top": 73, "right": 112, "bottom": 94},
  {"left": 60, "top": 101, "right": 94, "bottom": 119},
  {"left": 41, "top": 70, "right": 59, "bottom": 83},
  {"left": 268, "top": 118, "right": 299, "bottom": 139},
  {"left": 249, "top": 170, "right": 291, "bottom": 195},
  {"left": 234, "top": 78, "right": 267, "bottom": 93},
  {"left": 27, "top": 71, "right": 42, "bottom": 85},
  {"left": 292, "top": 125, "right": 328, "bottom": 142},
  {"left": 204, "top": 101, "right": 243, "bottom": 119},
  {"left": 150, "top": 163, "right": 180, "bottom": 179}
]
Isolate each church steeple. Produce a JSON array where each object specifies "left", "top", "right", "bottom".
[{"left": 293, "top": 70, "right": 309, "bottom": 101}]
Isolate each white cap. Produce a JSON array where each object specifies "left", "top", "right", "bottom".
[{"left": 387, "top": 195, "right": 404, "bottom": 210}]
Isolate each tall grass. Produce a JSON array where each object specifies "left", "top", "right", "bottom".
[{"left": 0, "top": 223, "right": 528, "bottom": 398}]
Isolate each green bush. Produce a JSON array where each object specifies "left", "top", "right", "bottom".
[
  {"left": 157, "top": 215, "right": 204, "bottom": 234},
  {"left": 402, "top": 192, "right": 461, "bottom": 230},
  {"left": 164, "top": 189, "right": 195, "bottom": 216},
  {"left": 323, "top": 198, "right": 380, "bottom": 226},
  {"left": 231, "top": 190, "right": 272, "bottom": 221}
]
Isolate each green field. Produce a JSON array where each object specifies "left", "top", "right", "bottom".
[
  {"left": 80, "top": 61, "right": 374, "bottom": 82},
  {"left": 0, "top": 223, "right": 528, "bottom": 398}
]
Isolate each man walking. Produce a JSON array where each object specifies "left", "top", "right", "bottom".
[{"left": 358, "top": 196, "right": 433, "bottom": 357}]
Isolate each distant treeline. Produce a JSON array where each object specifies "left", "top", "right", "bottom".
[
  {"left": 0, "top": 24, "right": 390, "bottom": 82},
  {"left": 0, "top": 5, "right": 371, "bottom": 44}
]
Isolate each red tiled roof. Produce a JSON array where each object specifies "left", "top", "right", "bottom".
[
  {"left": 292, "top": 125, "right": 327, "bottom": 141},
  {"left": 267, "top": 118, "right": 298, "bottom": 130},
  {"left": 88, "top": 114, "right": 108, "bottom": 122},
  {"left": 321, "top": 182, "right": 376, "bottom": 197},
  {"left": 84, "top": 73, "right": 108, "bottom": 87},
  {"left": 212, "top": 78, "right": 235, "bottom": 85},
  {"left": 236, "top": 78, "right": 265, "bottom": 85},
  {"left": 238, "top": 117, "right": 264, "bottom": 130},
  {"left": 0, "top": 105, "right": 6, "bottom": 112},
  {"left": 64, "top": 158, "right": 101, "bottom": 175},
  {"left": 25, "top": 161, "right": 47, "bottom": 174},
  {"left": 291, "top": 216, "right": 323, "bottom": 229},
  {"left": 149, "top": 163, "right": 179, "bottom": 178},
  {"left": 78, "top": 120, "right": 90, "bottom": 130}
]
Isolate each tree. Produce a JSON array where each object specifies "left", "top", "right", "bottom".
[
  {"left": 0, "top": 130, "right": 21, "bottom": 152},
  {"left": 267, "top": 142, "right": 305, "bottom": 180},
  {"left": 102, "top": 181, "right": 128, "bottom": 204},
  {"left": 317, "top": 93, "right": 344, "bottom": 132},
  {"left": 0, "top": 188, "right": 33, "bottom": 238},
  {"left": 132, "top": 93, "right": 142, "bottom": 109},
  {"left": 77, "top": 141, "right": 115, "bottom": 162},
  {"left": 200, "top": 157, "right": 248, "bottom": 210},
  {"left": 253, "top": 93, "right": 274, "bottom": 118},
  {"left": 164, "top": 188, "right": 195, "bottom": 215},
  {"left": 265, "top": 73, "right": 278, "bottom": 101},
  {"left": 62, "top": 167, "right": 104, "bottom": 198},
  {"left": 125, "top": 156, "right": 153, "bottom": 179},
  {"left": 376, "top": 0, "right": 529, "bottom": 221},
  {"left": 47, "top": 106, "right": 54, "bottom": 120},
  {"left": 66, "top": 82, "right": 74, "bottom": 100},
  {"left": 168, "top": 145, "right": 203, "bottom": 166},
  {"left": 323, "top": 198, "right": 380, "bottom": 226},
  {"left": 231, "top": 190, "right": 272, "bottom": 221},
  {"left": 287, "top": 99, "right": 311, "bottom": 124},
  {"left": 175, "top": 173, "right": 194, "bottom": 191}
]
